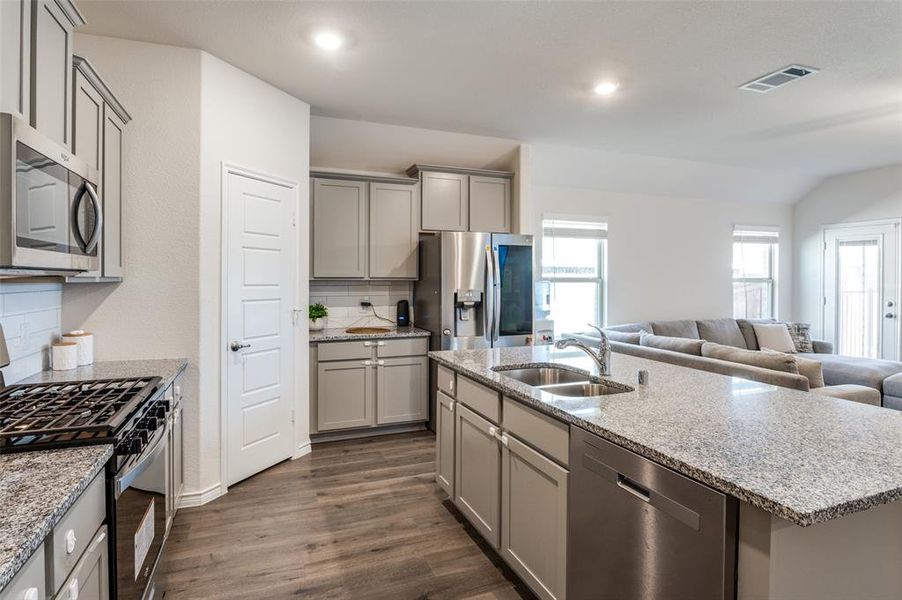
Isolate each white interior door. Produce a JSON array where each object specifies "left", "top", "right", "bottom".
[
  {"left": 824, "top": 221, "right": 900, "bottom": 360},
  {"left": 226, "top": 169, "right": 295, "bottom": 486}
]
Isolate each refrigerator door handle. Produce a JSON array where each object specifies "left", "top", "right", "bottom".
[
  {"left": 492, "top": 246, "right": 502, "bottom": 342},
  {"left": 485, "top": 246, "right": 495, "bottom": 344}
]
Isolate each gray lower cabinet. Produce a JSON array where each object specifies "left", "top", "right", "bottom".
[
  {"left": 317, "top": 359, "right": 375, "bottom": 431},
  {"left": 0, "top": 543, "right": 44, "bottom": 600},
  {"left": 454, "top": 402, "right": 501, "bottom": 548},
  {"left": 501, "top": 434, "right": 568, "bottom": 600},
  {"left": 58, "top": 525, "right": 109, "bottom": 600},
  {"left": 369, "top": 182, "right": 418, "bottom": 278},
  {"left": 435, "top": 390, "right": 456, "bottom": 496},
  {"left": 31, "top": 0, "right": 82, "bottom": 149},
  {"left": 469, "top": 175, "right": 511, "bottom": 233},
  {"left": 312, "top": 178, "right": 368, "bottom": 278},
  {"left": 376, "top": 355, "right": 428, "bottom": 424},
  {"left": 421, "top": 171, "right": 469, "bottom": 231},
  {"left": 0, "top": 0, "right": 31, "bottom": 120}
]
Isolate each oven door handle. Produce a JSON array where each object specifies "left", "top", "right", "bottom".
[{"left": 115, "top": 424, "right": 168, "bottom": 498}]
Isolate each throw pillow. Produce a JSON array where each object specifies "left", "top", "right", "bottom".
[
  {"left": 640, "top": 332, "right": 704, "bottom": 356},
  {"left": 762, "top": 349, "right": 824, "bottom": 388},
  {"left": 752, "top": 323, "right": 796, "bottom": 353},
  {"left": 785, "top": 322, "right": 814, "bottom": 353},
  {"left": 701, "top": 342, "right": 800, "bottom": 374}
]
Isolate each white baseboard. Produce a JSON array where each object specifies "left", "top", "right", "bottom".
[
  {"left": 292, "top": 440, "right": 312, "bottom": 460},
  {"left": 178, "top": 482, "right": 225, "bottom": 508}
]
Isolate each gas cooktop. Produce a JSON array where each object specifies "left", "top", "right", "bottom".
[{"left": 0, "top": 376, "right": 162, "bottom": 453}]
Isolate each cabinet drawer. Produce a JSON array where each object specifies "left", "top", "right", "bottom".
[
  {"left": 503, "top": 398, "right": 569, "bottom": 467},
  {"left": 0, "top": 543, "right": 45, "bottom": 600},
  {"left": 457, "top": 376, "right": 500, "bottom": 424},
  {"left": 437, "top": 364, "right": 456, "bottom": 397},
  {"left": 316, "top": 341, "right": 372, "bottom": 361},
  {"left": 49, "top": 472, "right": 105, "bottom": 594},
  {"left": 376, "top": 338, "right": 427, "bottom": 358}
]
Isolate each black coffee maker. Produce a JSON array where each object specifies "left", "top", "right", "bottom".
[{"left": 396, "top": 300, "right": 410, "bottom": 327}]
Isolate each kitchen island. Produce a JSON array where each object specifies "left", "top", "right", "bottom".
[{"left": 430, "top": 345, "right": 902, "bottom": 600}]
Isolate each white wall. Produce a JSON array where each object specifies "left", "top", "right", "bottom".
[
  {"left": 198, "top": 52, "right": 310, "bottom": 491},
  {"left": 793, "top": 164, "right": 902, "bottom": 337},
  {"left": 63, "top": 34, "right": 203, "bottom": 488},
  {"left": 63, "top": 35, "right": 310, "bottom": 502},
  {"left": 311, "top": 115, "right": 520, "bottom": 174},
  {"left": 526, "top": 143, "right": 796, "bottom": 325},
  {"left": 0, "top": 281, "right": 61, "bottom": 383}
]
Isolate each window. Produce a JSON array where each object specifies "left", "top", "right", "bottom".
[
  {"left": 732, "top": 228, "right": 778, "bottom": 319},
  {"left": 540, "top": 217, "right": 607, "bottom": 338}
]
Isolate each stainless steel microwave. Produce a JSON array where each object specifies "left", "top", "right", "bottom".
[{"left": 0, "top": 112, "right": 101, "bottom": 274}]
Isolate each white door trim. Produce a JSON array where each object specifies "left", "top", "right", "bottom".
[
  {"left": 220, "top": 161, "right": 300, "bottom": 493},
  {"left": 820, "top": 217, "right": 902, "bottom": 359}
]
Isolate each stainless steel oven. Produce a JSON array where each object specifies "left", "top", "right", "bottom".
[
  {"left": 113, "top": 415, "right": 170, "bottom": 600},
  {"left": 0, "top": 112, "right": 101, "bottom": 273}
]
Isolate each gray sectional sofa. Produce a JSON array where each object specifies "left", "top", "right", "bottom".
[{"left": 570, "top": 318, "right": 902, "bottom": 408}]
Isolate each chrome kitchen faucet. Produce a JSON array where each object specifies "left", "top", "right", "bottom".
[{"left": 555, "top": 323, "right": 611, "bottom": 377}]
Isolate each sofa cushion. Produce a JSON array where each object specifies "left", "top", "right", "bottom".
[
  {"left": 606, "top": 322, "right": 653, "bottom": 334},
  {"left": 884, "top": 373, "right": 902, "bottom": 399},
  {"left": 605, "top": 330, "right": 642, "bottom": 344},
  {"left": 640, "top": 333, "right": 704, "bottom": 355},
  {"left": 736, "top": 318, "right": 776, "bottom": 350},
  {"left": 650, "top": 320, "right": 700, "bottom": 339},
  {"left": 763, "top": 349, "right": 824, "bottom": 388},
  {"left": 696, "top": 319, "right": 747, "bottom": 348},
  {"left": 701, "top": 342, "right": 800, "bottom": 374},
  {"left": 797, "top": 353, "right": 902, "bottom": 391},
  {"left": 752, "top": 323, "right": 796, "bottom": 353},
  {"left": 815, "top": 385, "right": 881, "bottom": 406}
]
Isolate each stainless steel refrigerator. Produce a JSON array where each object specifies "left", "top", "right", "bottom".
[{"left": 414, "top": 232, "right": 534, "bottom": 427}]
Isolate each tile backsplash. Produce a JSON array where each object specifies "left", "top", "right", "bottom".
[
  {"left": 310, "top": 281, "right": 412, "bottom": 329},
  {"left": 0, "top": 281, "right": 62, "bottom": 383}
]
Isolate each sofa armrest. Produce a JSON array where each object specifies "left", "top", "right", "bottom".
[{"left": 811, "top": 340, "right": 834, "bottom": 354}]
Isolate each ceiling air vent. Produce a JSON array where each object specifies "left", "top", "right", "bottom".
[{"left": 739, "top": 65, "right": 819, "bottom": 93}]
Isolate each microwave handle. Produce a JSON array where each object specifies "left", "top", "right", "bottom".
[{"left": 83, "top": 182, "right": 102, "bottom": 253}]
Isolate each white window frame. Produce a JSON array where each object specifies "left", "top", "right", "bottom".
[
  {"left": 732, "top": 226, "right": 779, "bottom": 320},
  {"left": 541, "top": 215, "right": 608, "bottom": 331}
]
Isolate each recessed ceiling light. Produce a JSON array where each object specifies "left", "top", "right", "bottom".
[
  {"left": 313, "top": 31, "right": 343, "bottom": 51},
  {"left": 593, "top": 81, "right": 619, "bottom": 96}
]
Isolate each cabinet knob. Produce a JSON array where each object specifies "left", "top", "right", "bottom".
[
  {"left": 378, "top": 341, "right": 386, "bottom": 346},
  {"left": 488, "top": 426, "right": 497, "bottom": 438},
  {"left": 500, "top": 434, "right": 509, "bottom": 447},
  {"left": 362, "top": 360, "right": 372, "bottom": 366},
  {"left": 67, "top": 579, "right": 79, "bottom": 600},
  {"left": 363, "top": 341, "right": 372, "bottom": 347},
  {"left": 377, "top": 360, "right": 385, "bottom": 366},
  {"left": 65, "top": 529, "right": 77, "bottom": 554},
  {"left": 23, "top": 588, "right": 39, "bottom": 600}
]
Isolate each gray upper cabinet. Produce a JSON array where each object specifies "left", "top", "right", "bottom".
[
  {"left": 0, "top": 0, "right": 31, "bottom": 120},
  {"left": 407, "top": 165, "right": 513, "bottom": 233},
  {"left": 69, "top": 56, "right": 130, "bottom": 282},
  {"left": 312, "top": 178, "right": 368, "bottom": 279},
  {"left": 31, "top": 0, "right": 84, "bottom": 149},
  {"left": 469, "top": 175, "right": 511, "bottom": 233},
  {"left": 454, "top": 402, "right": 502, "bottom": 548},
  {"left": 369, "top": 181, "right": 418, "bottom": 278},
  {"left": 420, "top": 171, "right": 469, "bottom": 231}
]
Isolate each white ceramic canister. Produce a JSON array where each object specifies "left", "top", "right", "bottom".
[
  {"left": 52, "top": 342, "right": 78, "bottom": 371},
  {"left": 62, "top": 330, "right": 94, "bottom": 366}
]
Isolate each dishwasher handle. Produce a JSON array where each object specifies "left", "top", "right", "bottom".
[{"left": 617, "top": 474, "right": 651, "bottom": 502}]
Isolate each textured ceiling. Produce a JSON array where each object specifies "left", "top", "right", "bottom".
[{"left": 78, "top": 1, "right": 902, "bottom": 177}]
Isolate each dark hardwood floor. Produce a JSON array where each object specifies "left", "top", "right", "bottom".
[{"left": 159, "top": 431, "right": 534, "bottom": 599}]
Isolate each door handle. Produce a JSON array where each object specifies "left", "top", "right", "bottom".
[{"left": 230, "top": 341, "right": 251, "bottom": 352}]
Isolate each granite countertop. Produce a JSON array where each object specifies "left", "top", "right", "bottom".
[
  {"left": 429, "top": 345, "right": 902, "bottom": 527},
  {"left": 20, "top": 358, "right": 188, "bottom": 391},
  {"left": 310, "top": 326, "right": 431, "bottom": 343},
  {"left": 0, "top": 445, "right": 112, "bottom": 590}
]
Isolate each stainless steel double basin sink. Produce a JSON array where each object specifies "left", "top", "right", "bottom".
[{"left": 492, "top": 365, "right": 633, "bottom": 397}]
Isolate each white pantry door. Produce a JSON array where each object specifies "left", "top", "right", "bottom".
[{"left": 225, "top": 169, "right": 295, "bottom": 486}]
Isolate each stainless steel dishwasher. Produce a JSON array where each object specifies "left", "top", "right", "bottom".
[{"left": 568, "top": 426, "right": 737, "bottom": 600}]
